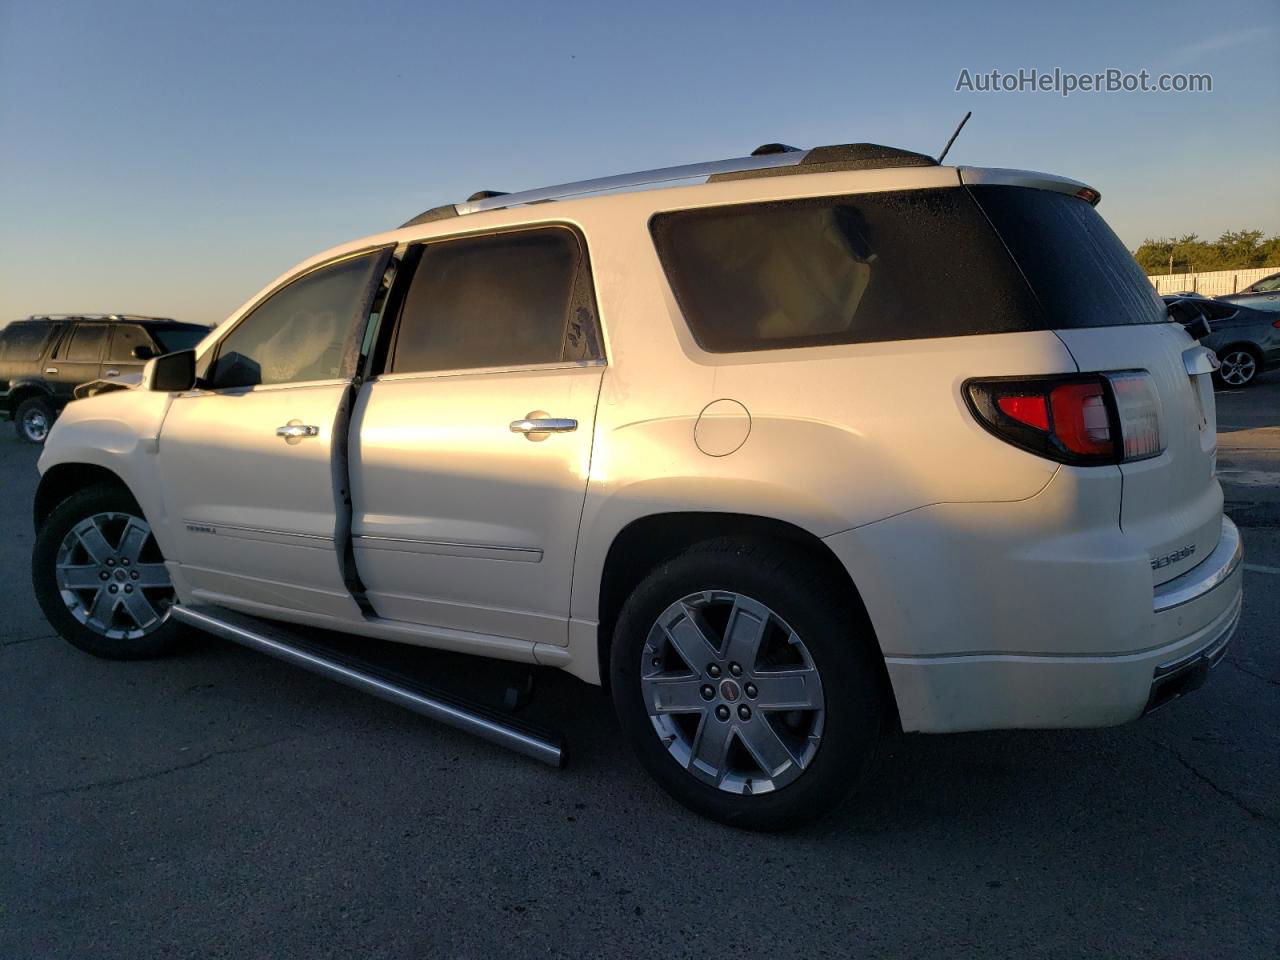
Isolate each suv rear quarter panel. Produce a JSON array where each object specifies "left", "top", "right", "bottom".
[{"left": 563, "top": 176, "right": 1087, "bottom": 640}]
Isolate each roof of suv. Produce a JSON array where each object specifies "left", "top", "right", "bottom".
[
  {"left": 401, "top": 142, "right": 942, "bottom": 228},
  {"left": 13, "top": 314, "right": 205, "bottom": 327}
]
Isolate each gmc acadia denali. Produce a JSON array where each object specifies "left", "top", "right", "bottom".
[{"left": 31, "top": 142, "right": 1244, "bottom": 829}]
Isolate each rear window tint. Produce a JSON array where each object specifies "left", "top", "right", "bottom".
[
  {"left": 389, "top": 227, "right": 601, "bottom": 375},
  {"left": 0, "top": 322, "right": 56, "bottom": 362},
  {"left": 651, "top": 188, "right": 1042, "bottom": 352},
  {"left": 968, "top": 185, "right": 1166, "bottom": 328}
]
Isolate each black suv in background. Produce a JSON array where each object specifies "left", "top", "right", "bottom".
[{"left": 0, "top": 315, "right": 209, "bottom": 442}]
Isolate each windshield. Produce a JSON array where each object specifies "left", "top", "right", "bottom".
[{"left": 151, "top": 326, "right": 209, "bottom": 353}]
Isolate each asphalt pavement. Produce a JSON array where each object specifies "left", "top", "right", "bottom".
[{"left": 2, "top": 379, "right": 1277, "bottom": 960}]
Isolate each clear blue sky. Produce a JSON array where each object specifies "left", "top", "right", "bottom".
[{"left": 1, "top": 0, "right": 1277, "bottom": 326}]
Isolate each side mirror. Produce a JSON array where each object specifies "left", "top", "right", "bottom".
[
  {"left": 146, "top": 349, "right": 197, "bottom": 392},
  {"left": 1185, "top": 315, "right": 1212, "bottom": 340},
  {"left": 132, "top": 344, "right": 158, "bottom": 361},
  {"left": 1166, "top": 298, "right": 1212, "bottom": 339}
]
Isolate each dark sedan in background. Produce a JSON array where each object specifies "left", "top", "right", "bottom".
[
  {"left": 1166, "top": 295, "right": 1280, "bottom": 387},
  {"left": 1217, "top": 271, "right": 1280, "bottom": 313}
]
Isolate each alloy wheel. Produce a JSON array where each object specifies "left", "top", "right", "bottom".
[
  {"left": 640, "top": 590, "right": 825, "bottom": 795},
  {"left": 1218, "top": 350, "right": 1257, "bottom": 386},
  {"left": 54, "top": 512, "right": 174, "bottom": 639}
]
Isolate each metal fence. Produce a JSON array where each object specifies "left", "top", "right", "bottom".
[{"left": 1149, "top": 266, "right": 1277, "bottom": 297}]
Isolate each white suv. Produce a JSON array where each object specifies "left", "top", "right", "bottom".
[{"left": 31, "top": 142, "right": 1244, "bottom": 829}]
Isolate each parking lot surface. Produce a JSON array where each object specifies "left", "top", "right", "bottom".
[{"left": 2, "top": 380, "right": 1278, "bottom": 959}]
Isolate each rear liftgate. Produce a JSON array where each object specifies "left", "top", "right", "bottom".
[{"left": 171, "top": 605, "right": 564, "bottom": 768}]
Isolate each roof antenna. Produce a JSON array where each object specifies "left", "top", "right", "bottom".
[{"left": 936, "top": 111, "right": 972, "bottom": 164}]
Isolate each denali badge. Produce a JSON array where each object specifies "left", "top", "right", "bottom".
[{"left": 1151, "top": 544, "right": 1196, "bottom": 570}]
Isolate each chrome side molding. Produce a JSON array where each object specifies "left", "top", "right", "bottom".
[{"left": 171, "top": 604, "right": 564, "bottom": 768}]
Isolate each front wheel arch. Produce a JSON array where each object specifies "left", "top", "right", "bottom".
[{"left": 35, "top": 463, "right": 133, "bottom": 534}]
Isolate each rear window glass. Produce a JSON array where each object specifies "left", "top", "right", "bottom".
[
  {"left": 968, "top": 185, "right": 1166, "bottom": 328},
  {"left": 651, "top": 188, "right": 1043, "bottom": 352},
  {"left": 0, "top": 322, "right": 56, "bottom": 362}
]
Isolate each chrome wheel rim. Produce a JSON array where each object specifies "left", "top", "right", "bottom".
[
  {"left": 55, "top": 512, "right": 173, "bottom": 639},
  {"left": 22, "top": 407, "right": 49, "bottom": 442},
  {"left": 1219, "top": 351, "right": 1257, "bottom": 386},
  {"left": 641, "top": 591, "right": 825, "bottom": 795}
]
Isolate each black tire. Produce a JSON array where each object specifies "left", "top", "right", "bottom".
[
  {"left": 1213, "top": 346, "right": 1262, "bottom": 388},
  {"left": 14, "top": 395, "right": 55, "bottom": 443},
  {"left": 32, "top": 484, "right": 184, "bottom": 659},
  {"left": 610, "top": 538, "right": 882, "bottom": 831}
]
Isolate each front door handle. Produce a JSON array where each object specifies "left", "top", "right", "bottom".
[
  {"left": 509, "top": 413, "right": 577, "bottom": 441},
  {"left": 276, "top": 422, "right": 320, "bottom": 444},
  {"left": 46, "top": 367, "right": 58, "bottom": 375}
]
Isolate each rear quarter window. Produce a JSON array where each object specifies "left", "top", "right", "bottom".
[
  {"left": 650, "top": 188, "right": 1043, "bottom": 353},
  {"left": 967, "top": 185, "right": 1167, "bottom": 328},
  {"left": 0, "top": 322, "right": 56, "bottom": 363}
]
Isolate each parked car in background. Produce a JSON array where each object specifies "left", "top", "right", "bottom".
[
  {"left": 0, "top": 315, "right": 208, "bottom": 442},
  {"left": 1165, "top": 295, "right": 1280, "bottom": 387},
  {"left": 1216, "top": 271, "right": 1280, "bottom": 313}
]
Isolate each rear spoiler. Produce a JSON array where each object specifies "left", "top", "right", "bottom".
[{"left": 958, "top": 167, "right": 1101, "bottom": 206}]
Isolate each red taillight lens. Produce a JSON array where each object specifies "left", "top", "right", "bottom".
[
  {"left": 1049, "top": 382, "right": 1112, "bottom": 456},
  {"left": 966, "top": 372, "right": 1165, "bottom": 466},
  {"left": 996, "top": 395, "right": 1050, "bottom": 430},
  {"left": 1272, "top": 318, "right": 1280, "bottom": 329}
]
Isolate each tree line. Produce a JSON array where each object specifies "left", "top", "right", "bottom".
[{"left": 1134, "top": 230, "right": 1280, "bottom": 276}]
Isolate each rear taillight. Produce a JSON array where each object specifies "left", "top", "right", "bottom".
[
  {"left": 965, "top": 372, "right": 1165, "bottom": 465},
  {"left": 1273, "top": 318, "right": 1280, "bottom": 329}
]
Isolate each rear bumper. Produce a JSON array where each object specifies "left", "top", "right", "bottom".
[
  {"left": 880, "top": 586, "right": 1241, "bottom": 732},
  {"left": 825, "top": 481, "right": 1245, "bottom": 733}
]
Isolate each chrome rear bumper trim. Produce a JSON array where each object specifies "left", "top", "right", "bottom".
[{"left": 1153, "top": 516, "right": 1243, "bottom": 613}]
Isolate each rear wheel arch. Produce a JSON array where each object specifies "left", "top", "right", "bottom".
[
  {"left": 35, "top": 464, "right": 134, "bottom": 533},
  {"left": 595, "top": 511, "right": 899, "bottom": 731}
]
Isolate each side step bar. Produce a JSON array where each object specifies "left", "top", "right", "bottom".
[{"left": 171, "top": 604, "right": 564, "bottom": 768}]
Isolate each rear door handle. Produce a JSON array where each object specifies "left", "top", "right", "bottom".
[
  {"left": 276, "top": 423, "right": 320, "bottom": 442},
  {"left": 510, "top": 417, "right": 577, "bottom": 435}
]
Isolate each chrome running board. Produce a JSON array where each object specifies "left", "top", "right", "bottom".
[{"left": 171, "top": 604, "right": 564, "bottom": 768}]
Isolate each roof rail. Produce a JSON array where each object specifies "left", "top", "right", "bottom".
[
  {"left": 399, "top": 142, "right": 938, "bottom": 228},
  {"left": 21, "top": 314, "right": 177, "bottom": 323}
]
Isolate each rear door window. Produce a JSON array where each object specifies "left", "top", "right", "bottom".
[
  {"left": 388, "top": 227, "right": 601, "bottom": 375},
  {"left": 967, "top": 185, "right": 1167, "bottom": 328},
  {"left": 65, "top": 324, "right": 108, "bottom": 362},
  {"left": 651, "top": 188, "right": 1043, "bottom": 352}
]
